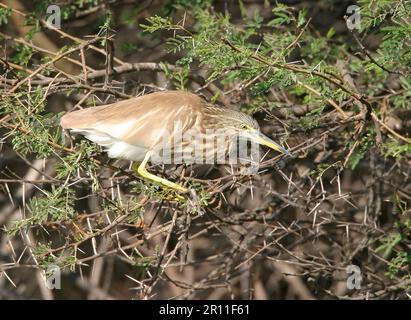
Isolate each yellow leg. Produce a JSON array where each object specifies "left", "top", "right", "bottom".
[{"left": 137, "top": 152, "right": 188, "bottom": 193}]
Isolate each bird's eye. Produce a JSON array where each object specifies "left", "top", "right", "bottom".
[{"left": 241, "top": 124, "right": 249, "bottom": 130}]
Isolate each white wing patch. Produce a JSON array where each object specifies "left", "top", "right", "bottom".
[
  {"left": 70, "top": 129, "right": 147, "bottom": 161},
  {"left": 71, "top": 129, "right": 114, "bottom": 147},
  {"left": 107, "top": 141, "right": 147, "bottom": 161}
]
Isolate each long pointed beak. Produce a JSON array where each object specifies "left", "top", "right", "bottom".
[{"left": 247, "top": 129, "right": 292, "bottom": 156}]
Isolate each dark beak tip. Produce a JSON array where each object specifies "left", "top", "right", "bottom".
[{"left": 283, "top": 150, "right": 294, "bottom": 158}]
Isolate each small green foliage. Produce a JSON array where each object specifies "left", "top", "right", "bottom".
[
  {"left": 10, "top": 114, "right": 59, "bottom": 159},
  {"left": 387, "top": 251, "right": 411, "bottom": 279},
  {"left": 97, "top": 10, "right": 114, "bottom": 44},
  {"left": 268, "top": 5, "right": 294, "bottom": 26},
  {"left": 32, "top": 242, "right": 53, "bottom": 257},
  {"left": 123, "top": 198, "right": 145, "bottom": 224},
  {"left": 376, "top": 232, "right": 403, "bottom": 259},
  {"left": 0, "top": 7, "right": 11, "bottom": 26},
  {"left": 19, "top": 11, "right": 43, "bottom": 40},
  {"left": 56, "top": 140, "right": 98, "bottom": 179},
  {"left": 392, "top": 76, "right": 411, "bottom": 109},
  {"left": 1, "top": 89, "right": 62, "bottom": 159},
  {"left": 171, "top": 65, "right": 190, "bottom": 90},
  {"left": 131, "top": 180, "right": 175, "bottom": 200},
  {"left": 140, "top": 15, "right": 175, "bottom": 33},
  {"left": 384, "top": 137, "right": 411, "bottom": 159},
  {"left": 166, "top": 35, "right": 190, "bottom": 54},
  {"left": 359, "top": 0, "right": 411, "bottom": 75},
  {"left": 10, "top": 44, "right": 34, "bottom": 66},
  {"left": 377, "top": 194, "right": 411, "bottom": 280},
  {"left": 29, "top": 185, "right": 76, "bottom": 220},
  {"left": 178, "top": 183, "right": 211, "bottom": 215},
  {"left": 346, "top": 129, "right": 376, "bottom": 170},
  {"left": 9, "top": 186, "right": 77, "bottom": 235},
  {"left": 133, "top": 256, "right": 156, "bottom": 273},
  {"left": 296, "top": 114, "right": 320, "bottom": 131},
  {"left": 34, "top": 243, "right": 76, "bottom": 272},
  {"left": 310, "top": 162, "right": 341, "bottom": 179},
  {"left": 326, "top": 27, "right": 336, "bottom": 39}
]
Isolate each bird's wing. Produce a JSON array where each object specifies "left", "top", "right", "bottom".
[{"left": 60, "top": 91, "right": 204, "bottom": 150}]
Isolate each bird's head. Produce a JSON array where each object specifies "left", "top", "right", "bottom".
[
  {"left": 236, "top": 117, "right": 292, "bottom": 157},
  {"left": 203, "top": 106, "right": 292, "bottom": 156}
]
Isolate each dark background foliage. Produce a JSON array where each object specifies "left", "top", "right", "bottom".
[{"left": 0, "top": 0, "right": 410, "bottom": 299}]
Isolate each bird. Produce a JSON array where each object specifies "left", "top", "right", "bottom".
[{"left": 60, "top": 90, "right": 292, "bottom": 193}]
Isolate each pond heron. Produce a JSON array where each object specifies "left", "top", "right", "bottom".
[{"left": 60, "top": 90, "right": 291, "bottom": 192}]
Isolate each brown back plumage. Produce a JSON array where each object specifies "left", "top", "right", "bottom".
[{"left": 60, "top": 90, "right": 206, "bottom": 149}]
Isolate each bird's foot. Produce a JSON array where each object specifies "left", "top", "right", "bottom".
[
  {"left": 132, "top": 161, "right": 188, "bottom": 194},
  {"left": 165, "top": 192, "right": 186, "bottom": 202}
]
